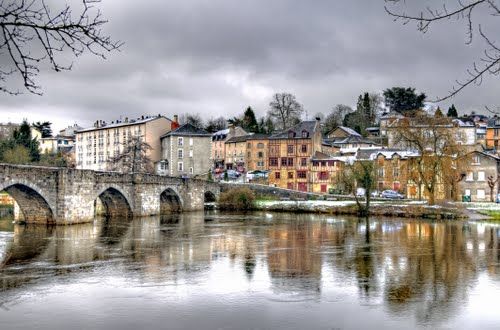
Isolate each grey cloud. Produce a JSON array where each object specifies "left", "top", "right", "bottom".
[{"left": 1, "top": 0, "right": 498, "bottom": 131}]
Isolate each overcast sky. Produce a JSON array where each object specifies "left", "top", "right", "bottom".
[{"left": 1, "top": 0, "right": 498, "bottom": 132}]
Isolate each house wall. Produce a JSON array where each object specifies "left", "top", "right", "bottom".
[{"left": 458, "top": 153, "right": 499, "bottom": 202}]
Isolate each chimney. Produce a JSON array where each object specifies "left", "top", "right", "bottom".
[
  {"left": 228, "top": 122, "right": 235, "bottom": 136},
  {"left": 171, "top": 114, "right": 180, "bottom": 131}
]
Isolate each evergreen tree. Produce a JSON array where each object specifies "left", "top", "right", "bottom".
[
  {"left": 447, "top": 104, "right": 458, "bottom": 118},
  {"left": 383, "top": 87, "right": 426, "bottom": 116},
  {"left": 242, "top": 107, "right": 259, "bottom": 133},
  {"left": 33, "top": 121, "right": 53, "bottom": 138},
  {"left": 434, "top": 107, "right": 444, "bottom": 118},
  {"left": 362, "top": 92, "right": 372, "bottom": 124},
  {"left": 12, "top": 120, "right": 40, "bottom": 162}
]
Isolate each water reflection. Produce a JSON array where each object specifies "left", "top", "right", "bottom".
[{"left": 1, "top": 213, "right": 500, "bottom": 328}]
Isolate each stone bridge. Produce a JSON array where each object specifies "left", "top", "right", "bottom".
[{"left": 0, "top": 164, "right": 220, "bottom": 225}]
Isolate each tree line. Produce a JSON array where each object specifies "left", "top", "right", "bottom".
[{"left": 183, "top": 87, "right": 462, "bottom": 136}]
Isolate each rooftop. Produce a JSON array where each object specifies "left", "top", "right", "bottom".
[
  {"left": 270, "top": 120, "right": 319, "bottom": 139},
  {"left": 77, "top": 115, "right": 171, "bottom": 133},
  {"left": 161, "top": 123, "right": 211, "bottom": 138}
]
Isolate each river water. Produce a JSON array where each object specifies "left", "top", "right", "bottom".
[{"left": 1, "top": 211, "right": 500, "bottom": 329}]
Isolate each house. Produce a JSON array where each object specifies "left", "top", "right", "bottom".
[
  {"left": 211, "top": 124, "right": 247, "bottom": 172},
  {"left": 158, "top": 123, "right": 212, "bottom": 177},
  {"left": 324, "top": 135, "right": 380, "bottom": 155},
  {"left": 224, "top": 134, "right": 270, "bottom": 173},
  {"left": 309, "top": 151, "right": 344, "bottom": 194},
  {"left": 75, "top": 115, "right": 172, "bottom": 171},
  {"left": 268, "top": 119, "right": 322, "bottom": 192},
  {"left": 486, "top": 117, "right": 500, "bottom": 150},
  {"left": 458, "top": 151, "right": 500, "bottom": 202}
]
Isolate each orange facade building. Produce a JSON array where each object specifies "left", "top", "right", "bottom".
[{"left": 268, "top": 120, "right": 322, "bottom": 192}]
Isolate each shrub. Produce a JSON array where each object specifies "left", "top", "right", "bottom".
[{"left": 219, "top": 187, "right": 256, "bottom": 211}]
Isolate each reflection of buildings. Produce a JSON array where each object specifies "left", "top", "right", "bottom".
[{"left": 267, "top": 220, "right": 323, "bottom": 294}]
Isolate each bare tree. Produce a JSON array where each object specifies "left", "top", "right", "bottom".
[
  {"left": 108, "top": 136, "right": 153, "bottom": 174},
  {"left": 340, "top": 160, "right": 377, "bottom": 216},
  {"left": 268, "top": 92, "right": 304, "bottom": 130},
  {"left": 0, "top": 0, "right": 122, "bottom": 94},
  {"left": 393, "top": 114, "right": 467, "bottom": 204},
  {"left": 323, "top": 104, "right": 353, "bottom": 135},
  {"left": 385, "top": 0, "right": 500, "bottom": 102},
  {"left": 205, "top": 116, "right": 227, "bottom": 133},
  {"left": 179, "top": 113, "right": 204, "bottom": 128}
]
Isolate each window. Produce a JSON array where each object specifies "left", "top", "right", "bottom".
[
  {"left": 318, "top": 172, "right": 329, "bottom": 180},
  {"left": 495, "top": 129, "right": 500, "bottom": 137},
  {"left": 178, "top": 137, "right": 184, "bottom": 146},
  {"left": 287, "top": 145, "right": 294, "bottom": 154},
  {"left": 275, "top": 172, "right": 281, "bottom": 179},
  {"left": 257, "top": 161, "right": 264, "bottom": 167},
  {"left": 297, "top": 171, "right": 307, "bottom": 179},
  {"left": 301, "top": 158, "right": 307, "bottom": 166},
  {"left": 321, "top": 185, "right": 327, "bottom": 193},
  {"left": 189, "top": 138, "right": 193, "bottom": 146},
  {"left": 247, "top": 152, "right": 251, "bottom": 158},
  {"left": 190, "top": 167, "right": 194, "bottom": 174},
  {"left": 287, "top": 182, "right": 294, "bottom": 190},
  {"left": 466, "top": 171, "right": 473, "bottom": 181},
  {"left": 178, "top": 162, "right": 183, "bottom": 171},
  {"left": 247, "top": 143, "right": 251, "bottom": 148},
  {"left": 465, "top": 189, "right": 471, "bottom": 196},
  {"left": 287, "top": 158, "right": 294, "bottom": 166},
  {"left": 378, "top": 168, "right": 384, "bottom": 177},
  {"left": 189, "top": 150, "right": 193, "bottom": 158},
  {"left": 393, "top": 167, "right": 399, "bottom": 178},
  {"left": 270, "top": 158, "right": 278, "bottom": 166},
  {"left": 473, "top": 155, "right": 480, "bottom": 165},
  {"left": 257, "top": 143, "right": 264, "bottom": 149},
  {"left": 301, "top": 145, "right": 307, "bottom": 153},
  {"left": 478, "top": 171, "right": 485, "bottom": 181},
  {"left": 258, "top": 152, "right": 263, "bottom": 158},
  {"left": 288, "top": 131, "right": 296, "bottom": 138},
  {"left": 477, "top": 189, "right": 486, "bottom": 199},
  {"left": 301, "top": 130, "right": 309, "bottom": 138},
  {"left": 178, "top": 149, "right": 184, "bottom": 159},
  {"left": 281, "top": 158, "right": 287, "bottom": 166},
  {"left": 288, "top": 172, "right": 294, "bottom": 179}
]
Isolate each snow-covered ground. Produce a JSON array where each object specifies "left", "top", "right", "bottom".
[{"left": 456, "top": 202, "right": 500, "bottom": 211}]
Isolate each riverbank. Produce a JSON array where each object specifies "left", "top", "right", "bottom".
[{"left": 254, "top": 200, "right": 469, "bottom": 219}]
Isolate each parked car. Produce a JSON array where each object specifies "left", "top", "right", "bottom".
[
  {"left": 381, "top": 190, "right": 404, "bottom": 199},
  {"left": 246, "top": 170, "right": 268, "bottom": 181},
  {"left": 225, "top": 169, "right": 241, "bottom": 180}
]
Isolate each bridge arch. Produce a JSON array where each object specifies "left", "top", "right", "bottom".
[
  {"left": 160, "top": 188, "right": 182, "bottom": 214},
  {"left": 0, "top": 182, "right": 55, "bottom": 224},
  {"left": 96, "top": 187, "right": 133, "bottom": 218},
  {"left": 204, "top": 190, "right": 217, "bottom": 203}
]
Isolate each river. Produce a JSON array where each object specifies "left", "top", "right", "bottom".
[{"left": 1, "top": 211, "right": 500, "bottom": 329}]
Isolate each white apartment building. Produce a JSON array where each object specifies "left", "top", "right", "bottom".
[{"left": 75, "top": 115, "right": 173, "bottom": 171}]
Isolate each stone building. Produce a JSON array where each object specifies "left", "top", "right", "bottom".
[
  {"left": 158, "top": 123, "right": 212, "bottom": 177},
  {"left": 486, "top": 117, "right": 500, "bottom": 150},
  {"left": 211, "top": 124, "right": 247, "bottom": 172},
  {"left": 224, "top": 134, "right": 269, "bottom": 172},
  {"left": 458, "top": 151, "right": 500, "bottom": 202},
  {"left": 75, "top": 115, "right": 172, "bottom": 171},
  {"left": 268, "top": 119, "right": 322, "bottom": 192}
]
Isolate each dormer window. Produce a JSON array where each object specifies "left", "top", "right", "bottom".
[
  {"left": 302, "top": 130, "right": 309, "bottom": 138},
  {"left": 496, "top": 120, "right": 500, "bottom": 126},
  {"left": 288, "top": 131, "right": 296, "bottom": 138}
]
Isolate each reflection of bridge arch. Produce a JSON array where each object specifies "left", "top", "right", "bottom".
[
  {"left": 96, "top": 187, "right": 133, "bottom": 218},
  {"left": 160, "top": 188, "right": 182, "bottom": 214},
  {"left": 0, "top": 183, "right": 55, "bottom": 224}
]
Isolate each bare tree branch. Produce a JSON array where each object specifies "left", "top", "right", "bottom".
[
  {"left": 385, "top": 0, "right": 500, "bottom": 102},
  {"left": 0, "top": 0, "right": 122, "bottom": 94}
]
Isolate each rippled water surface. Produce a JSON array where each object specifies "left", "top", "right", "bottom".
[{"left": 1, "top": 212, "right": 500, "bottom": 329}]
